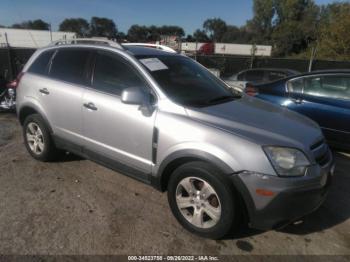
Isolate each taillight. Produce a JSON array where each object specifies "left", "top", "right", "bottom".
[
  {"left": 6, "top": 80, "right": 17, "bottom": 89},
  {"left": 7, "top": 72, "right": 24, "bottom": 89},
  {"left": 245, "top": 83, "right": 259, "bottom": 96}
]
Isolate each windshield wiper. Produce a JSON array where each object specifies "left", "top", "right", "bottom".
[
  {"left": 184, "top": 94, "right": 241, "bottom": 107},
  {"left": 206, "top": 95, "right": 238, "bottom": 105}
]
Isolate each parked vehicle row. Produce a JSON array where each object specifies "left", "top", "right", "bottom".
[
  {"left": 223, "top": 68, "right": 300, "bottom": 88},
  {"left": 238, "top": 70, "right": 350, "bottom": 151},
  {"left": 16, "top": 39, "right": 334, "bottom": 239}
]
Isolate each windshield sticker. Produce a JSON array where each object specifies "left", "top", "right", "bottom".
[{"left": 139, "top": 58, "right": 168, "bottom": 71}]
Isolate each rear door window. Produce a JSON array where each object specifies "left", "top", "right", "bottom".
[
  {"left": 92, "top": 51, "right": 147, "bottom": 96},
  {"left": 49, "top": 48, "right": 91, "bottom": 85},
  {"left": 27, "top": 50, "right": 55, "bottom": 76}
]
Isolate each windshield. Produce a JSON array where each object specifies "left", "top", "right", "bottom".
[{"left": 136, "top": 55, "right": 239, "bottom": 107}]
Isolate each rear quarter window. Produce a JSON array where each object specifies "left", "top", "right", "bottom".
[{"left": 27, "top": 50, "right": 55, "bottom": 76}]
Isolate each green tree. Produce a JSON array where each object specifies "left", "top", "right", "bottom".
[
  {"left": 185, "top": 34, "right": 195, "bottom": 42},
  {"left": 203, "top": 18, "right": 227, "bottom": 42},
  {"left": 158, "top": 25, "right": 185, "bottom": 37},
  {"left": 247, "top": 0, "right": 275, "bottom": 44},
  {"left": 147, "top": 25, "right": 160, "bottom": 41},
  {"left": 272, "top": 0, "right": 319, "bottom": 56},
  {"left": 90, "top": 17, "right": 117, "bottom": 39},
  {"left": 317, "top": 3, "right": 350, "bottom": 61},
  {"left": 193, "top": 29, "right": 209, "bottom": 42},
  {"left": 127, "top": 25, "right": 149, "bottom": 42},
  {"left": 116, "top": 32, "right": 127, "bottom": 42},
  {"left": 11, "top": 19, "right": 49, "bottom": 30},
  {"left": 127, "top": 25, "right": 185, "bottom": 42},
  {"left": 59, "top": 18, "right": 89, "bottom": 37},
  {"left": 220, "top": 25, "right": 240, "bottom": 43}
]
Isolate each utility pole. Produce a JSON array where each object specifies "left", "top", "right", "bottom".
[
  {"left": 250, "top": 44, "right": 257, "bottom": 69},
  {"left": 308, "top": 45, "right": 317, "bottom": 72},
  {"left": 49, "top": 23, "right": 53, "bottom": 42}
]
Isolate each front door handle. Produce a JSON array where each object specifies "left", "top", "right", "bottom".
[
  {"left": 83, "top": 102, "right": 98, "bottom": 111},
  {"left": 39, "top": 88, "right": 50, "bottom": 95},
  {"left": 291, "top": 98, "right": 303, "bottom": 104}
]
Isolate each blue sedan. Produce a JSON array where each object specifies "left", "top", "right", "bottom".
[{"left": 245, "top": 70, "right": 350, "bottom": 150}]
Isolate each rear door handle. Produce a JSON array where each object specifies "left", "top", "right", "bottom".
[
  {"left": 83, "top": 102, "right": 98, "bottom": 111},
  {"left": 39, "top": 88, "right": 50, "bottom": 95}
]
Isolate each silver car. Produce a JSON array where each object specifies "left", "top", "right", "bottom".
[{"left": 16, "top": 39, "right": 334, "bottom": 239}]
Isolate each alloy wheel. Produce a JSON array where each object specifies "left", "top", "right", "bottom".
[
  {"left": 175, "top": 176, "right": 222, "bottom": 229},
  {"left": 26, "top": 122, "right": 45, "bottom": 155}
]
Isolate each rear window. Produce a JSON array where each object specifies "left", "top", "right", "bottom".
[
  {"left": 237, "top": 72, "right": 246, "bottom": 81},
  {"left": 268, "top": 71, "right": 287, "bottom": 81},
  {"left": 27, "top": 50, "right": 54, "bottom": 76},
  {"left": 49, "top": 49, "right": 91, "bottom": 85},
  {"left": 245, "top": 70, "right": 265, "bottom": 82}
]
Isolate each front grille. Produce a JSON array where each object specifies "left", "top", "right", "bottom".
[
  {"left": 310, "top": 139, "right": 331, "bottom": 167},
  {"left": 315, "top": 150, "right": 331, "bottom": 167},
  {"left": 310, "top": 139, "right": 325, "bottom": 150}
]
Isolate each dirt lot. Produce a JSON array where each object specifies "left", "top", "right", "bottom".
[{"left": 0, "top": 112, "right": 349, "bottom": 255}]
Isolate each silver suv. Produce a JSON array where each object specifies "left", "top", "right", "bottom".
[{"left": 16, "top": 40, "right": 334, "bottom": 239}]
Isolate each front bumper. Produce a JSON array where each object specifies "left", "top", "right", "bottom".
[{"left": 231, "top": 157, "right": 335, "bottom": 230}]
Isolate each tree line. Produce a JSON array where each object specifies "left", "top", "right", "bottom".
[{"left": 0, "top": 0, "right": 349, "bottom": 60}]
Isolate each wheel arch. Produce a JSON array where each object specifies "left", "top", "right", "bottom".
[
  {"left": 18, "top": 104, "right": 53, "bottom": 133},
  {"left": 152, "top": 149, "right": 234, "bottom": 192}
]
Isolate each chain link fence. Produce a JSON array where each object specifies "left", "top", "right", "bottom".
[
  {"left": 194, "top": 55, "right": 350, "bottom": 77},
  {"left": 0, "top": 48, "right": 36, "bottom": 82},
  {"left": 1, "top": 48, "right": 349, "bottom": 82}
]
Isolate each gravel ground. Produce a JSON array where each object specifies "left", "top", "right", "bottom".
[{"left": 0, "top": 112, "right": 349, "bottom": 255}]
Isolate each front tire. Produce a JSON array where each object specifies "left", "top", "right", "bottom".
[
  {"left": 167, "top": 161, "right": 238, "bottom": 239},
  {"left": 23, "top": 114, "right": 59, "bottom": 162}
]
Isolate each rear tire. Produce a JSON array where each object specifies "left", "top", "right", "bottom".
[
  {"left": 23, "top": 114, "right": 59, "bottom": 162},
  {"left": 167, "top": 161, "right": 239, "bottom": 239}
]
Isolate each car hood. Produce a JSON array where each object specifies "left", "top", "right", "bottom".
[{"left": 185, "top": 96, "right": 323, "bottom": 148}]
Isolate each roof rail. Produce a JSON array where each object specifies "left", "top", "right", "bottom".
[
  {"left": 122, "top": 43, "right": 177, "bottom": 53},
  {"left": 49, "top": 38, "right": 123, "bottom": 49}
]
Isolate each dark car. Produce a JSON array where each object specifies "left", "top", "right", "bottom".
[
  {"left": 231, "top": 68, "right": 300, "bottom": 85},
  {"left": 245, "top": 70, "right": 350, "bottom": 150}
]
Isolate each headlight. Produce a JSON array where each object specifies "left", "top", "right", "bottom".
[{"left": 263, "top": 146, "right": 310, "bottom": 177}]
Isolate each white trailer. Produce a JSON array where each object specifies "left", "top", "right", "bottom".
[
  {"left": 215, "top": 43, "right": 272, "bottom": 56},
  {"left": 181, "top": 42, "right": 205, "bottom": 52},
  {"left": 0, "top": 28, "right": 76, "bottom": 48}
]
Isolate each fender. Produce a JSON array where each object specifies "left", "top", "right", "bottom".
[
  {"left": 18, "top": 99, "right": 53, "bottom": 134},
  {"left": 151, "top": 149, "right": 234, "bottom": 191}
]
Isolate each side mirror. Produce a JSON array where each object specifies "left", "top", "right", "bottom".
[{"left": 121, "top": 87, "right": 147, "bottom": 105}]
